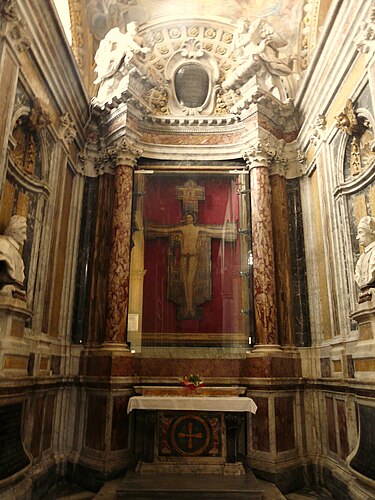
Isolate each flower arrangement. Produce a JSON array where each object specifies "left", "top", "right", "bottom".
[{"left": 180, "top": 373, "right": 204, "bottom": 389}]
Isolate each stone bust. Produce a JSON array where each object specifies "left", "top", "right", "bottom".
[
  {"left": 355, "top": 215, "right": 375, "bottom": 290},
  {"left": 0, "top": 215, "right": 27, "bottom": 287}
]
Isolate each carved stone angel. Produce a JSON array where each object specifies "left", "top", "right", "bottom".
[
  {"left": 94, "top": 22, "right": 150, "bottom": 85},
  {"left": 222, "top": 18, "right": 292, "bottom": 99}
]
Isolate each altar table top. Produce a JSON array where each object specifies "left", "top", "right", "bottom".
[{"left": 127, "top": 396, "right": 257, "bottom": 414}]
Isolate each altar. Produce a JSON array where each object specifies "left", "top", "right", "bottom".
[{"left": 128, "top": 387, "right": 257, "bottom": 475}]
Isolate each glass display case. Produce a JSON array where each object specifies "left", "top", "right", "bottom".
[{"left": 128, "top": 170, "right": 253, "bottom": 354}]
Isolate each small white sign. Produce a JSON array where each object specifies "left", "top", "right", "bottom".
[{"left": 127, "top": 313, "right": 139, "bottom": 332}]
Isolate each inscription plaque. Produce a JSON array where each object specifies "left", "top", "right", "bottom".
[
  {"left": 175, "top": 64, "right": 209, "bottom": 108},
  {"left": 0, "top": 403, "right": 30, "bottom": 479}
]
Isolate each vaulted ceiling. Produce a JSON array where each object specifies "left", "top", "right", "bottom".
[{"left": 67, "top": 0, "right": 333, "bottom": 97}]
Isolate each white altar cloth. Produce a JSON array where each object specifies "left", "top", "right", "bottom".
[{"left": 127, "top": 396, "right": 257, "bottom": 414}]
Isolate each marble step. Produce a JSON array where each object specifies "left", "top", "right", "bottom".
[{"left": 117, "top": 470, "right": 264, "bottom": 499}]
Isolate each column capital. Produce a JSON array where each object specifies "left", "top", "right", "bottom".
[
  {"left": 243, "top": 140, "right": 289, "bottom": 175},
  {"left": 98, "top": 139, "right": 142, "bottom": 171},
  {"left": 242, "top": 142, "right": 272, "bottom": 169}
]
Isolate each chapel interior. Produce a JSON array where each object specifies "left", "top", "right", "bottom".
[{"left": 0, "top": 0, "right": 375, "bottom": 498}]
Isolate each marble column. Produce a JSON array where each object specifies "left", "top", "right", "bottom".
[
  {"left": 243, "top": 144, "right": 279, "bottom": 348},
  {"left": 104, "top": 140, "right": 142, "bottom": 348}
]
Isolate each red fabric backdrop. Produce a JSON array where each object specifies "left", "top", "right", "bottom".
[{"left": 142, "top": 174, "right": 241, "bottom": 334}]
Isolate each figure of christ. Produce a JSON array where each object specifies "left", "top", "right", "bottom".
[{"left": 146, "top": 211, "right": 237, "bottom": 320}]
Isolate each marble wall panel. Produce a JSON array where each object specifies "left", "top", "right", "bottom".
[
  {"left": 347, "top": 355, "right": 355, "bottom": 378},
  {"left": 49, "top": 166, "right": 74, "bottom": 338},
  {"left": 320, "top": 358, "right": 331, "bottom": 378},
  {"left": 71, "top": 177, "right": 98, "bottom": 343},
  {"left": 275, "top": 396, "right": 295, "bottom": 452},
  {"left": 0, "top": 403, "right": 30, "bottom": 480},
  {"left": 287, "top": 179, "right": 311, "bottom": 347},
  {"left": 42, "top": 165, "right": 65, "bottom": 333},
  {"left": 136, "top": 357, "right": 242, "bottom": 379},
  {"left": 111, "top": 396, "right": 130, "bottom": 451},
  {"left": 85, "top": 394, "right": 107, "bottom": 451},
  {"left": 325, "top": 396, "right": 337, "bottom": 454},
  {"left": 87, "top": 174, "right": 114, "bottom": 344},
  {"left": 350, "top": 404, "right": 375, "bottom": 480},
  {"left": 311, "top": 171, "right": 332, "bottom": 340},
  {"left": 336, "top": 399, "right": 349, "bottom": 460},
  {"left": 251, "top": 397, "right": 270, "bottom": 452},
  {"left": 29, "top": 395, "right": 45, "bottom": 458},
  {"left": 42, "top": 394, "right": 55, "bottom": 452},
  {"left": 271, "top": 175, "right": 294, "bottom": 346},
  {"left": 141, "top": 131, "right": 244, "bottom": 146},
  {"left": 51, "top": 355, "right": 61, "bottom": 375}
]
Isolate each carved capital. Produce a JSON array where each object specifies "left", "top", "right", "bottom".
[
  {"left": 355, "top": 7, "right": 375, "bottom": 55},
  {"left": 95, "top": 139, "right": 142, "bottom": 173},
  {"left": 113, "top": 139, "right": 143, "bottom": 167},
  {"left": 0, "top": 0, "right": 32, "bottom": 52},
  {"left": 59, "top": 113, "right": 77, "bottom": 145},
  {"left": 242, "top": 142, "right": 272, "bottom": 169}
]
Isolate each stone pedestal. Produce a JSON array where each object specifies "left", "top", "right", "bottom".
[
  {"left": 351, "top": 291, "right": 375, "bottom": 379},
  {"left": 0, "top": 293, "right": 32, "bottom": 377}
]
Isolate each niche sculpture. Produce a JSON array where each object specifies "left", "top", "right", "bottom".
[
  {"left": 355, "top": 215, "right": 375, "bottom": 300},
  {"left": 0, "top": 215, "right": 27, "bottom": 291}
]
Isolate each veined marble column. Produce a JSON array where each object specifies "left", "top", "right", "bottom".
[
  {"left": 104, "top": 140, "right": 142, "bottom": 347},
  {"left": 243, "top": 144, "right": 279, "bottom": 348}
]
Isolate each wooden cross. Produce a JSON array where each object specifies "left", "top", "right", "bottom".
[{"left": 176, "top": 180, "right": 205, "bottom": 214}]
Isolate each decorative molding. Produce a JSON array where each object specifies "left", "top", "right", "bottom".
[
  {"left": 0, "top": 0, "right": 32, "bottom": 52},
  {"left": 307, "top": 113, "right": 327, "bottom": 146},
  {"left": 335, "top": 100, "right": 375, "bottom": 178},
  {"left": 299, "top": 0, "right": 320, "bottom": 72},
  {"left": 59, "top": 113, "right": 77, "bottom": 145},
  {"left": 335, "top": 99, "right": 360, "bottom": 136},
  {"left": 29, "top": 99, "right": 51, "bottom": 131},
  {"left": 164, "top": 38, "right": 220, "bottom": 116},
  {"left": 354, "top": 6, "right": 375, "bottom": 56}
]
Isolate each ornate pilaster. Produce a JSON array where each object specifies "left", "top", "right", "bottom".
[
  {"left": 104, "top": 139, "right": 142, "bottom": 347},
  {"left": 243, "top": 142, "right": 279, "bottom": 348},
  {"left": 354, "top": 6, "right": 375, "bottom": 58},
  {"left": 0, "top": 0, "right": 32, "bottom": 52}
]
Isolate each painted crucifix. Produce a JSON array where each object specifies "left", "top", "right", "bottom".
[{"left": 145, "top": 180, "right": 237, "bottom": 320}]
